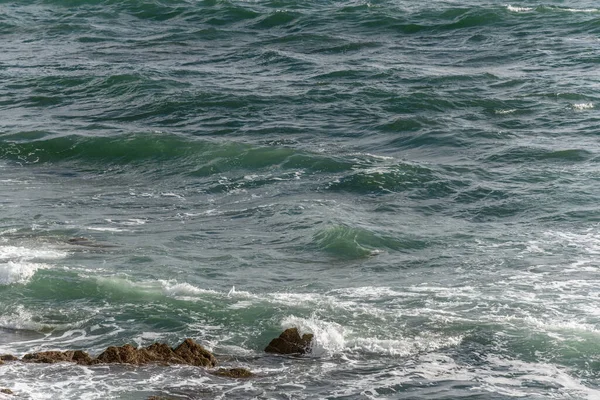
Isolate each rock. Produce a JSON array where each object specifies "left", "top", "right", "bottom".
[
  {"left": 173, "top": 338, "right": 217, "bottom": 367},
  {"left": 213, "top": 367, "right": 254, "bottom": 378},
  {"left": 5, "top": 339, "right": 216, "bottom": 368},
  {"left": 0, "top": 388, "right": 13, "bottom": 395},
  {"left": 95, "top": 339, "right": 216, "bottom": 367},
  {"left": 264, "top": 327, "right": 313, "bottom": 355},
  {"left": 22, "top": 350, "right": 93, "bottom": 365}
]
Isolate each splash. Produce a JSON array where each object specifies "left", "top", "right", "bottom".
[{"left": 0, "top": 245, "right": 67, "bottom": 285}]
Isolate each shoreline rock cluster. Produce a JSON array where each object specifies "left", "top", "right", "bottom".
[
  {"left": 4, "top": 338, "right": 217, "bottom": 368},
  {"left": 0, "top": 327, "right": 314, "bottom": 394}
]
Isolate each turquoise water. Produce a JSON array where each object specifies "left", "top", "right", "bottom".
[{"left": 1, "top": 0, "right": 599, "bottom": 398}]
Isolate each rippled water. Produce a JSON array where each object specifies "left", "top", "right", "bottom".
[{"left": 1, "top": 0, "right": 599, "bottom": 399}]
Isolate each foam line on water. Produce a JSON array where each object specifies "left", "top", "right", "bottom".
[{"left": 506, "top": 5, "right": 533, "bottom": 13}]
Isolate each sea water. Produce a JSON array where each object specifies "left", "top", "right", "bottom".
[{"left": 1, "top": 0, "right": 600, "bottom": 398}]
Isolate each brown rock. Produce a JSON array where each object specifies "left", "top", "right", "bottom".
[
  {"left": 213, "top": 367, "right": 254, "bottom": 378},
  {"left": 0, "top": 355, "right": 18, "bottom": 362},
  {"left": 0, "top": 388, "right": 13, "bottom": 395},
  {"left": 12, "top": 338, "right": 216, "bottom": 368},
  {"left": 95, "top": 344, "right": 140, "bottom": 364},
  {"left": 265, "top": 327, "right": 313, "bottom": 355},
  {"left": 173, "top": 338, "right": 217, "bottom": 367},
  {"left": 95, "top": 339, "right": 216, "bottom": 367},
  {"left": 22, "top": 350, "right": 93, "bottom": 365}
]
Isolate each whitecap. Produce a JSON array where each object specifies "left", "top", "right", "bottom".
[
  {"left": 86, "top": 226, "right": 129, "bottom": 232},
  {"left": 161, "top": 281, "right": 218, "bottom": 297},
  {"left": 573, "top": 103, "right": 594, "bottom": 110},
  {"left": 281, "top": 315, "right": 347, "bottom": 356},
  {"left": 280, "top": 315, "right": 462, "bottom": 358},
  {"left": 495, "top": 109, "right": 516, "bottom": 114},
  {"left": 563, "top": 8, "right": 599, "bottom": 13},
  {"left": 0, "top": 261, "right": 49, "bottom": 285},
  {"left": 0, "top": 245, "right": 67, "bottom": 285},
  {"left": 506, "top": 5, "right": 533, "bottom": 12}
]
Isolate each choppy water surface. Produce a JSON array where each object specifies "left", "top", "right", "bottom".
[{"left": 1, "top": 0, "right": 600, "bottom": 398}]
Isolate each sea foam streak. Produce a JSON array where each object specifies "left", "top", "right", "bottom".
[{"left": 506, "top": 5, "right": 533, "bottom": 12}]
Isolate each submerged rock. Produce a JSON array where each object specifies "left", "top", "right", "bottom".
[
  {"left": 22, "top": 350, "right": 93, "bottom": 365},
  {"left": 264, "top": 327, "right": 313, "bottom": 355},
  {"left": 146, "top": 397, "right": 176, "bottom": 400},
  {"left": 213, "top": 367, "right": 254, "bottom": 378},
  {"left": 66, "top": 237, "right": 117, "bottom": 248}
]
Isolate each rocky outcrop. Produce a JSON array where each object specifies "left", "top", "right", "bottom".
[
  {"left": 0, "top": 388, "right": 13, "bottom": 395},
  {"left": 0, "top": 355, "right": 18, "bottom": 362},
  {"left": 172, "top": 338, "right": 217, "bottom": 367},
  {"left": 15, "top": 338, "right": 215, "bottom": 368},
  {"left": 95, "top": 339, "right": 216, "bottom": 367},
  {"left": 22, "top": 350, "right": 93, "bottom": 365},
  {"left": 213, "top": 367, "right": 254, "bottom": 378},
  {"left": 264, "top": 327, "right": 313, "bottom": 355}
]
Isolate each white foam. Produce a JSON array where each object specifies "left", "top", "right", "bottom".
[
  {"left": 161, "top": 281, "right": 218, "bottom": 297},
  {"left": 506, "top": 5, "right": 533, "bottom": 12},
  {"left": 280, "top": 315, "right": 462, "bottom": 358},
  {"left": 0, "top": 305, "right": 46, "bottom": 332},
  {"left": 573, "top": 103, "right": 594, "bottom": 110},
  {"left": 281, "top": 315, "right": 347, "bottom": 356},
  {"left": 0, "top": 261, "right": 48, "bottom": 285},
  {"left": 477, "top": 356, "right": 600, "bottom": 399},
  {"left": 105, "top": 218, "right": 147, "bottom": 226},
  {"left": 86, "top": 226, "right": 129, "bottom": 232},
  {"left": 495, "top": 109, "right": 516, "bottom": 114},
  {"left": 160, "top": 192, "right": 184, "bottom": 199},
  {"left": 563, "top": 8, "right": 599, "bottom": 13},
  {"left": 0, "top": 245, "right": 67, "bottom": 285}
]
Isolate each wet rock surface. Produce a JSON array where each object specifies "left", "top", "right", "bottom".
[
  {"left": 22, "top": 350, "right": 93, "bottom": 365},
  {"left": 264, "top": 327, "right": 314, "bottom": 355},
  {"left": 96, "top": 339, "right": 216, "bottom": 367},
  {"left": 0, "top": 388, "right": 13, "bottom": 395},
  {"left": 213, "top": 367, "right": 254, "bottom": 378},
  {"left": 9, "top": 339, "right": 216, "bottom": 368}
]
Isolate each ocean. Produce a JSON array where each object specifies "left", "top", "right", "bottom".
[{"left": 1, "top": 0, "right": 599, "bottom": 398}]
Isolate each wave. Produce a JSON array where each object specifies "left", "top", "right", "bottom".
[
  {"left": 485, "top": 147, "right": 594, "bottom": 163},
  {"left": 311, "top": 225, "right": 428, "bottom": 259},
  {"left": 0, "top": 133, "right": 354, "bottom": 174},
  {"left": 327, "top": 163, "right": 456, "bottom": 197}
]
